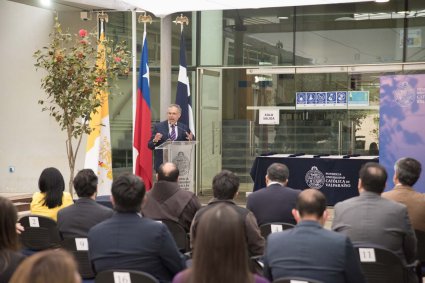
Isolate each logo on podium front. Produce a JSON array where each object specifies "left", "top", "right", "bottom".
[
  {"left": 173, "top": 151, "right": 189, "bottom": 176},
  {"left": 305, "top": 166, "right": 325, "bottom": 189}
]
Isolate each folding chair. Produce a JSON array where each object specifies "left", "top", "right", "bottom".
[
  {"left": 61, "top": 237, "right": 95, "bottom": 279},
  {"left": 157, "top": 219, "right": 190, "bottom": 253},
  {"left": 273, "top": 277, "right": 323, "bottom": 283},
  {"left": 19, "top": 215, "right": 62, "bottom": 250},
  {"left": 95, "top": 270, "right": 159, "bottom": 283},
  {"left": 354, "top": 245, "right": 421, "bottom": 283},
  {"left": 259, "top": 222, "right": 295, "bottom": 239}
]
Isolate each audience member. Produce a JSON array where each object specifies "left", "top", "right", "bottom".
[
  {"left": 173, "top": 204, "right": 269, "bottom": 283},
  {"left": 57, "top": 169, "right": 113, "bottom": 238},
  {"left": 368, "top": 142, "right": 379, "bottom": 155},
  {"left": 332, "top": 162, "right": 417, "bottom": 265},
  {"left": 382, "top": 157, "right": 425, "bottom": 232},
  {"left": 190, "top": 170, "right": 265, "bottom": 256},
  {"left": 9, "top": 249, "right": 80, "bottom": 283},
  {"left": 30, "top": 167, "right": 73, "bottom": 221},
  {"left": 88, "top": 173, "right": 185, "bottom": 283},
  {"left": 247, "top": 163, "right": 300, "bottom": 226},
  {"left": 0, "top": 197, "right": 25, "bottom": 283},
  {"left": 142, "top": 162, "right": 201, "bottom": 232},
  {"left": 263, "top": 189, "right": 365, "bottom": 283}
]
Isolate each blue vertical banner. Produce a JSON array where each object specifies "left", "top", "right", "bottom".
[{"left": 380, "top": 74, "right": 425, "bottom": 192}]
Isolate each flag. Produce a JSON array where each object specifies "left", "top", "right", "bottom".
[
  {"left": 84, "top": 22, "right": 113, "bottom": 196},
  {"left": 133, "top": 31, "right": 152, "bottom": 190},
  {"left": 175, "top": 30, "right": 195, "bottom": 136}
]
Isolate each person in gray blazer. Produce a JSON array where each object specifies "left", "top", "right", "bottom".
[
  {"left": 263, "top": 189, "right": 365, "bottom": 283},
  {"left": 247, "top": 163, "right": 301, "bottom": 226},
  {"left": 332, "top": 162, "right": 417, "bottom": 265},
  {"left": 57, "top": 169, "right": 113, "bottom": 239}
]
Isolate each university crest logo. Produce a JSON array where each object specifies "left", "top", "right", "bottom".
[
  {"left": 305, "top": 166, "right": 325, "bottom": 189},
  {"left": 394, "top": 81, "right": 416, "bottom": 107},
  {"left": 172, "top": 151, "right": 189, "bottom": 176}
]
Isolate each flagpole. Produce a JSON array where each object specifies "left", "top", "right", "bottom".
[
  {"left": 132, "top": 10, "right": 137, "bottom": 173},
  {"left": 174, "top": 14, "right": 189, "bottom": 33}
]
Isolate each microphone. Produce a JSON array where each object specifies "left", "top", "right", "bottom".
[{"left": 169, "top": 124, "right": 194, "bottom": 141}]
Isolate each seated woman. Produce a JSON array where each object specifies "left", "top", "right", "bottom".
[
  {"left": 9, "top": 249, "right": 81, "bottom": 283},
  {"left": 173, "top": 204, "right": 270, "bottom": 283},
  {"left": 0, "top": 197, "right": 26, "bottom": 283},
  {"left": 30, "top": 167, "right": 73, "bottom": 221}
]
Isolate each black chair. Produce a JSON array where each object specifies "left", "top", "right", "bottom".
[
  {"left": 273, "top": 277, "right": 323, "bottom": 283},
  {"left": 18, "top": 215, "right": 62, "bottom": 250},
  {"left": 250, "top": 255, "right": 264, "bottom": 275},
  {"left": 354, "top": 245, "right": 421, "bottom": 283},
  {"left": 157, "top": 219, "right": 190, "bottom": 253},
  {"left": 95, "top": 270, "right": 159, "bottom": 283},
  {"left": 61, "top": 237, "right": 95, "bottom": 279},
  {"left": 259, "top": 222, "right": 295, "bottom": 239}
]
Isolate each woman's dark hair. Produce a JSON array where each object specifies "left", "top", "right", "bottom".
[
  {"left": 38, "top": 167, "right": 65, "bottom": 209},
  {"left": 0, "top": 197, "right": 19, "bottom": 251},
  {"left": 189, "top": 204, "right": 253, "bottom": 283}
]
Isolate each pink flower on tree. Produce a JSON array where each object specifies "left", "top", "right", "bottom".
[
  {"left": 114, "top": 57, "right": 122, "bottom": 63},
  {"left": 78, "top": 29, "right": 88, "bottom": 37}
]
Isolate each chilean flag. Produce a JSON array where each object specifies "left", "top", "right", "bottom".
[{"left": 133, "top": 32, "right": 152, "bottom": 190}]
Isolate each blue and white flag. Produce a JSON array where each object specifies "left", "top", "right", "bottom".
[{"left": 175, "top": 30, "right": 195, "bottom": 136}]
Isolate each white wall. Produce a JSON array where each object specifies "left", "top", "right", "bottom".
[{"left": 0, "top": 0, "right": 86, "bottom": 193}]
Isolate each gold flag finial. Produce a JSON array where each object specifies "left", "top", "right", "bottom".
[
  {"left": 174, "top": 14, "right": 189, "bottom": 27},
  {"left": 97, "top": 11, "right": 108, "bottom": 23},
  {"left": 138, "top": 12, "right": 152, "bottom": 24}
]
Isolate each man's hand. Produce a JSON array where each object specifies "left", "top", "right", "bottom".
[
  {"left": 153, "top": 133, "right": 163, "bottom": 143},
  {"left": 186, "top": 132, "right": 194, "bottom": 141},
  {"left": 16, "top": 222, "right": 24, "bottom": 234}
]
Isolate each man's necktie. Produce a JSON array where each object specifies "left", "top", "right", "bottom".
[{"left": 170, "top": 124, "right": 176, "bottom": 141}]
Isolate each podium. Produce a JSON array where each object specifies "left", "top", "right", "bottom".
[{"left": 156, "top": 141, "right": 197, "bottom": 192}]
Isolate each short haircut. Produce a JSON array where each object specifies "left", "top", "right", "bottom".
[
  {"left": 111, "top": 173, "right": 145, "bottom": 213},
  {"left": 157, "top": 162, "right": 179, "bottom": 182},
  {"left": 395, "top": 157, "right": 422, "bottom": 187},
  {"left": 296, "top": 189, "right": 327, "bottom": 218},
  {"left": 267, "top": 163, "right": 289, "bottom": 182},
  {"left": 359, "top": 162, "right": 387, "bottom": 194},
  {"left": 212, "top": 170, "right": 240, "bottom": 200},
  {"left": 168, "top": 104, "right": 182, "bottom": 114},
  {"left": 73, "top": 169, "right": 98, "bottom": 197}
]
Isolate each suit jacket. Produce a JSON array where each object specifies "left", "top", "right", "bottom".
[
  {"left": 88, "top": 212, "right": 185, "bottom": 283},
  {"left": 332, "top": 191, "right": 417, "bottom": 264},
  {"left": 148, "top": 121, "right": 192, "bottom": 171},
  {"left": 142, "top": 181, "right": 201, "bottom": 232},
  {"left": 246, "top": 183, "right": 300, "bottom": 226},
  {"left": 263, "top": 221, "right": 365, "bottom": 283},
  {"left": 382, "top": 185, "right": 425, "bottom": 232},
  {"left": 57, "top": 198, "right": 113, "bottom": 239},
  {"left": 190, "top": 199, "right": 265, "bottom": 256}
]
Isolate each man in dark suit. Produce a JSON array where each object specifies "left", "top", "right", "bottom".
[
  {"left": 57, "top": 169, "right": 113, "bottom": 239},
  {"left": 142, "top": 162, "right": 201, "bottom": 232},
  {"left": 332, "top": 162, "right": 417, "bottom": 265},
  {"left": 148, "top": 104, "right": 194, "bottom": 171},
  {"left": 190, "top": 170, "right": 265, "bottom": 256},
  {"left": 263, "top": 189, "right": 365, "bottom": 283},
  {"left": 88, "top": 173, "right": 185, "bottom": 283},
  {"left": 246, "top": 162, "right": 300, "bottom": 226},
  {"left": 382, "top": 157, "right": 425, "bottom": 232}
]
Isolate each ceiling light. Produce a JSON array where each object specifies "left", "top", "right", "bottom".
[
  {"left": 375, "top": 0, "right": 390, "bottom": 3},
  {"left": 40, "top": 0, "right": 52, "bottom": 6}
]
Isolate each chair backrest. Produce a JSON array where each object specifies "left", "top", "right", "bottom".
[
  {"left": 415, "top": 229, "right": 425, "bottom": 264},
  {"left": 273, "top": 277, "right": 323, "bottom": 283},
  {"left": 61, "top": 237, "right": 95, "bottom": 279},
  {"left": 19, "top": 215, "right": 62, "bottom": 250},
  {"left": 156, "top": 219, "right": 190, "bottom": 253},
  {"left": 354, "top": 245, "right": 410, "bottom": 283},
  {"left": 95, "top": 270, "right": 159, "bottom": 283},
  {"left": 260, "top": 222, "right": 295, "bottom": 238}
]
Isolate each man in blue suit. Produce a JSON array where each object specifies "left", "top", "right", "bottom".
[
  {"left": 263, "top": 189, "right": 365, "bottom": 283},
  {"left": 88, "top": 173, "right": 185, "bottom": 283},
  {"left": 148, "top": 104, "right": 194, "bottom": 171},
  {"left": 247, "top": 162, "right": 300, "bottom": 226}
]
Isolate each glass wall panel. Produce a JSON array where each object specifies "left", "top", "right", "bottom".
[{"left": 405, "top": 1, "right": 425, "bottom": 62}]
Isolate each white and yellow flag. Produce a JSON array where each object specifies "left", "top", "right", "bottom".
[{"left": 84, "top": 24, "right": 112, "bottom": 195}]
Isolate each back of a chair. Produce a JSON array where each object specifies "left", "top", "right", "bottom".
[
  {"left": 415, "top": 229, "right": 425, "bottom": 264},
  {"left": 95, "top": 270, "right": 159, "bottom": 283},
  {"left": 157, "top": 219, "right": 190, "bottom": 252},
  {"left": 354, "top": 245, "right": 409, "bottom": 283},
  {"left": 19, "top": 215, "right": 62, "bottom": 250},
  {"left": 273, "top": 277, "right": 323, "bottom": 283},
  {"left": 61, "top": 237, "right": 95, "bottom": 279},
  {"left": 260, "top": 222, "right": 295, "bottom": 238}
]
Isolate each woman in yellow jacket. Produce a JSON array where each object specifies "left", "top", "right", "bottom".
[{"left": 30, "top": 167, "right": 73, "bottom": 221}]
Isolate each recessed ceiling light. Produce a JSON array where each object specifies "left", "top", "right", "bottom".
[
  {"left": 375, "top": 0, "right": 389, "bottom": 3},
  {"left": 40, "top": 0, "right": 51, "bottom": 6}
]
